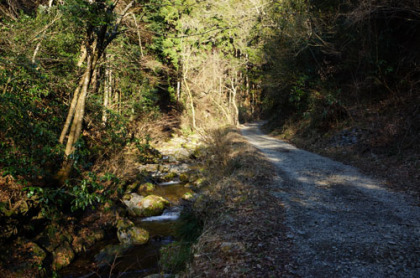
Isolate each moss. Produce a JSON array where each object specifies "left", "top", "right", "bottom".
[
  {"left": 117, "top": 218, "right": 135, "bottom": 229},
  {"left": 129, "top": 227, "right": 149, "bottom": 244},
  {"left": 159, "top": 242, "right": 191, "bottom": 273},
  {"left": 162, "top": 172, "right": 178, "bottom": 181},
  {"left": 117, "top": 225, "right": 149, "bottom": 245},
  {"left": 52, "top": 241, "right": 74, "bottom": 270},
  {"left": 132, "top": 195, "right": 169, "bottom": 217},
  {"left": 125, "top": 182, "right": 139, "bottom": 193},
  {"left": 182, "top": 192, "right": 194, "bottom": 201},
  {"left": 137, "top": 182, "right": 155, "bottom": 195},
  {"left": 122, "top": 193, "right": 132, "bottom": 200},
  {"left": 193, "top": 177, "right": 205, "bottom": 187},
  {"left": 179, "top": 173, "right": 189, "bottom": 183}
]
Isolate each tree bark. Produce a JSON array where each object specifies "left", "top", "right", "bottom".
[
  {"left": 131, "top": 13, "right": 144, "bottom": 58},
  {"left": 57, "top": 0, "right": 135, "bottom": 183},
  {"left": 229, "top": 77, "right": 239, "bottom": 126},
  {"left": 59, "top": 71, "right": 87, "bottom": 144},
  {"left": 64, "top": 51, "right": 94, "bottom": 156},
  {"left": 183, "top": 78, "right": 196, "bottom": 129}
]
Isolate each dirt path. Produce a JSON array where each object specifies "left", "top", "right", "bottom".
[{"left": 240, "top": 122, "right": 420, "bottom": 277}]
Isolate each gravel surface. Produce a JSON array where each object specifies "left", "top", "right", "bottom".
[{"left": 240, "top": 122, "right": 420, "bottom": 277}]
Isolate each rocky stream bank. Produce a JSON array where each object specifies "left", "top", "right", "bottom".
[{"left": 0, "top": 133, "right": 206, "bottom": 277}]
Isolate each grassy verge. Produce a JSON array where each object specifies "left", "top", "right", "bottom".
[{"left": 180, "top": 128, "right": 292, "bottom": 277}]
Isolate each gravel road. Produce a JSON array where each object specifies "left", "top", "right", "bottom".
[{"left": 240, "top": 122, "right": 420, "bottom": 277}]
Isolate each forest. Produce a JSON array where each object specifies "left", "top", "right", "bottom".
[{"left": 0, "top": 0, "right": 418, "bottom": 277}]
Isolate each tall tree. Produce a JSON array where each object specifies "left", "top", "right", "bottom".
[{"left": 57, "top": 0, "right": 135, "bottom": 183}]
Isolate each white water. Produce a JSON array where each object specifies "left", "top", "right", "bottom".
[
  {"left": 158, "top": 180, "right": 181, "bottom": 186},
  {"left": 141, "top": 207, "right": 182, "bottom": 222}
]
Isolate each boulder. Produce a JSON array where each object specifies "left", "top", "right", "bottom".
[
  {"left": 182, "top": 192, "right": 194, "bottom": 201},
  {"left": 125, "top": 182, "right": 139, "bottom": 193},
  {"left": 72, "top": 228, "right": 105, "bottom": 253},
  {"left": 137, "top": 182, "right": 155, "bottom": 195},
  {"left": 0, "top": 238, "right": 47, "bottom": 276},
  {"left": 161, "top": 171, "right": 178, "bottom": 181},
  {"left": 179, "top": 173, "right": 189, "bottom": 183},
  {"left": 52, "top": 241, "right": 75, "bottom": 270},
  {"left": 124, "top": 194, "right": 170, "bottom": 217},
  {"left": 116, "top": 218, "right": 149, "bottom": 245},
  {"left": 20, "top": 238, "right": 47, "bottom": 265},
  {"left": 173, "top": 148, "right": 191, "bottom": 160},
  {"left": 139, "top": 164, "right": 160, "bottom": 172}
]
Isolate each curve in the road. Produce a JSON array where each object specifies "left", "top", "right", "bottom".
[{"left": 240, "top": 122, "right": 420, "bottom": 278}]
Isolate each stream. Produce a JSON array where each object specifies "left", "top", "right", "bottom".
[{"left": 59, "top": 180, "right": 192, "bottom": 278}]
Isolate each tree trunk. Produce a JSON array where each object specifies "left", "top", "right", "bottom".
[
  {"left": 102, "top": 55, "right": 111, "bottom": 124},
  {"left": 131, "top": 13, "right": 144, "bottom": 58},
  {"left": 56, "top": 0, "right": 135, "bottom": 184},
  {"left": 183, "top": 78, "right": 196, "bottom": 129},
  {"left": 59, "top": 71, "right": 87, "bottom": 144},
  {"left": 56, "top": 53, "right": 94, "bottom": 184},
  {"left": 230, "top": 77, "right": 239, "bottom": 126},
  {"left": 177, "top": 81, "right": 180, "bottom": 101},
  {"left": 64, "top": 51, "right": 94, "bottom": 156}
]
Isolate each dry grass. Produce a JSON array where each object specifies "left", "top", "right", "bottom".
[{"left": 184, "top": 128, "right": 292, "bottom": 277}]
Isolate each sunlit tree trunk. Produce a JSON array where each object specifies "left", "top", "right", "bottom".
[
  {"left": 102, "top": 54, "right": 112, "bottom": 124},
  {"left": 131, "top": 13, "right": 144, "bottom": 58},
  {"left": 57, "top": 0, "right": 135, "bottom": 183},
  {"left": 181, "top": 40, "right": 197, "bottom": 129},
  {"left": 59, "top": 69, "right": 88, "bottom": 144},
  {"left": 183, "top": 77, "right": 196, "bottom": 129},
  {"left": 230, "top": 78, "right": 239, "bottom": 126}
]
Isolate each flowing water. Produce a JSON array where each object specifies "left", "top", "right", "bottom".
[{"left": 59, "top": 181, "right": 192, "bottom": 278}]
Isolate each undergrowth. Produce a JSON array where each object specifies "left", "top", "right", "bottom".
[{"left": 159, "top": 207, "right": 203, "bottom": 273}]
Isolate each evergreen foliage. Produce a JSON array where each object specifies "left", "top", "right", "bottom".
[{"left": 0, "top": 0, "right": 418, "bottom": 262}]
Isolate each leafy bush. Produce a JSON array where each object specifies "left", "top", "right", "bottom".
[{"left": 24, "top": 172, "right": 118, "bottom": 217}]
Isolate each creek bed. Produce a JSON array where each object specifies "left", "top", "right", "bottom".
[{"left": 60, "top": 180, "right": 192, "bottom": 278}]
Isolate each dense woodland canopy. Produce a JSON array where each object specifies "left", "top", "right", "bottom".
[{"left": 0, "top": 0, "right": 419, "bottom": 275}]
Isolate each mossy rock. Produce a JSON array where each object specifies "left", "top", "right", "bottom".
[
  {"left": 52, "top": 241, "right": 75, "bottom": 270},
  {"left": 193, "top": 177, "right": 206, "bottom": 188},
  {"left": 161, "top": 172, "right": 178, "bottom": 182},
  {"left": 137, "top": 182, "right": 155, "bottom": 195},
  {"left": 117, "top": 226, "right": 149, "bottom": 245},
  {"left": 122, "top": 193, "right": 132, "bottom": 200},
  {"left": 116, "top": 218, "right": 135, "bottom": 230},
  {"left": 73, "top": 228, "right": 105, "bottom": 253},
  {"left": 19, "top": 237, "right": 47, "bottom": 265},
  {"left": 125, "top": 182, "right": 139, "bottom": 193},
  {"left": 133, "top": 195, "right": 170, "bottom": 217},
  {"left": 0, "top": 238, "right": 47, "bottom": 276},
  {"left": 179, "top": 173, "right": 189, "bottom": 183},
  {"left": 182, "top": 192, "right": 194, "bottom": 201}
]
